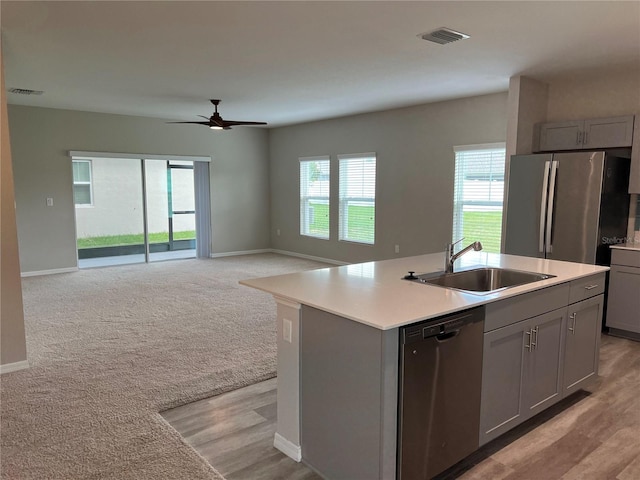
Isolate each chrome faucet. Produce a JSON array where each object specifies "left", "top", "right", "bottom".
[{"left": 445, "top": 238, "right": 483, "bottom": 273}]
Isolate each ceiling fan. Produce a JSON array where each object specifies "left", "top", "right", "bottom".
[{"left": 168, "top": 99, "right": 267, "bottom": 130}]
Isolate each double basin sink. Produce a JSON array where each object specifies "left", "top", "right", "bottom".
[{"left": 406, "top": 267, "right": 555, "bottom": 294}]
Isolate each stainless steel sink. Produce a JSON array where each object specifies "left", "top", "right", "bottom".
[{"left": 410, "top": 267, "right": 555, "bottom": 294}]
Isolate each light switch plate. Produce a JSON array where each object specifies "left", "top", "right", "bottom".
[{"left": 46, "top": 197, "right": 54, "bottom": 207}]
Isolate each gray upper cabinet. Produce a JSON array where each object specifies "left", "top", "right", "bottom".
[{"left": 536, "top": 115, "right": 635, "bottom": 152}]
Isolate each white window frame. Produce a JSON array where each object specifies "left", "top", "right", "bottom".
[
  {"left": 338, "top": 152, "right": 376, "bottom": 245},
  {"left": 72, "top": 159, "right": 94, "bottom": 207},
  {"left": 300, "top": 156, "right": 331, "bottom": 239},
  {"left": 452, "top": 143, "right": 506, "bottom": 253}
]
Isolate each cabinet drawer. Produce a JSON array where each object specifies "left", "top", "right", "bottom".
[
  {"left": 569, "top": 273, "right": 606, "bottom": 304},
  {"left": 611, "top": 248, "right": 640, "bottom": 268},
  {"left": 485, "top": 284, "right": 569, "bottom": 332}
]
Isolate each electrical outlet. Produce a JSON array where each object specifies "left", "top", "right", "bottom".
[
  {"left": 283, "top": 318, "right": 292, "bottom": 343},
  {"left": 46, "top": 197, "right": 54, "bottom": 207},
  {"left": 395, "top": 244, "right": 400, "bottom": 254},
  {"left": 277, "top": 229, "right": 281, "bottom": 236}
]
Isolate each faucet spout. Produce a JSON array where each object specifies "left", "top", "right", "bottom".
[{"left": 445, "top": 240, "right": 483, "bottom": 273}]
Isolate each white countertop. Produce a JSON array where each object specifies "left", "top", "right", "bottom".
[
  {"left": 240, "top": 252, "right": 609, "bottom": 330},
  {"left": 611, "top": 242, "right": 640, "bottom": 251}
]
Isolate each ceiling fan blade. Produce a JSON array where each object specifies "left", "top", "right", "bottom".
[
  {"left": 197, "top": 115, "right": 210, "bottom": 120},
  {"left": 222, "top": 120, "right": 268, "bottom": 126},
  {"left": 166, "top": 121, "right": 212, "bottom": 126}
]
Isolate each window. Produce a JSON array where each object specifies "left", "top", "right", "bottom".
[
  {"left": 338, "top": 153, "right": 376, "bottom": 244},
  {"left": 300, "top": 156, "right": 330, "bottom": 239},
  {"left": 452, "top": 144, "right": 506, "bottom": 253},
  {"left": 72, "top": 160, "right": 93, "bottom": 206}
]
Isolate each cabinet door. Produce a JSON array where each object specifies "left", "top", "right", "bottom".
[
  {"left": 629, "top": 114, "right": 640, "bottom": 194},
  {"left": 564, "top": 295, "right": 603, "bottom": 396},
  {"left": 538, "top": 121, "right": 583, "bottom": 151},
  {"left": 583, "top": 116, "right": 634, "bottom": 149},
  {"left": 606, "top": 265, "right": 640, "bottom": 333},
  {"left": 523, "top": 308, "right": 565, "bottom": 418},
  {"left": 479, "top": 320, "right": 528, "bottom": 446}
]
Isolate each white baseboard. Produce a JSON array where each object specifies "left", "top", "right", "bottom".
[
  {"left": 209, "top": 249, "right": 272, "bottom": 258},
  {"left": 21, "top": 267, "right": 78, "bottom": 277},
  {"left": 270, "top": 249, "right": 347, "bottom": 266},
  {"left": 274, "top": 432, "right": 302, "bottom": 462},
  {"left": 0, "top": 360, "right": 30, "bottom": 374}
]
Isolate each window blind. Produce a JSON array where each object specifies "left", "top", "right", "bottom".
[
  {"left": 338, "top": 153, "right": 376, "bottom": 244},
  {"left": 452, "top": 144, "right": 505, "bottom": 253},
  {"left": 300, "top": 156, "right": 330, "bottom": 239},
  {"left": 72, "top": 160, "right": 93, "bottom": 205}
]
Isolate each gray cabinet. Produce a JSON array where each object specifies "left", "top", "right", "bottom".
[
  {"left": 523, "top": 309, "right": 565, "bottom": 417},
  {"left": 606, "top": 248, "right": 640, "bottom": 336},
  {"left": 563, "top": 294, "right": 603, "bottom": 396},
  {"left": 630, "top": 113, "right": 640, "bottom": 193},
  {"left": 480, "top": 274, "right": 606, "bottom": 446},
  {"left": 537, "top": 115, "right": 634, "bottom": 152},
  {"left": 480, "top": 307, "right": 565, "bottom": 445}
]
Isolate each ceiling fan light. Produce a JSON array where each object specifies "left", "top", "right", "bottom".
[{"left": 210, "top": 125, "right": 223, "bottom": 130}]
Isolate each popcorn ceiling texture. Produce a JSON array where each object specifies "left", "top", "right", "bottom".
[{"left": 0, "top": 254, "right": 329, "bottom": 479}]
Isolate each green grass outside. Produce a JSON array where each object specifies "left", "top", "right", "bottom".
[
  {"left": 77, "top": 230, "right": 196, "bottom": 249},
  {"left": 308, "top": 205, "right": 501, "bottom": 249},
  {"left": 307, "top": 203, "right": 375, "bottom": 243},
  {"left": 308, "top": 202, "right": 330, "bottom": 237},
  {"left": 461, "top": 211, "right": 502, "bottom": 253},
  {"left": 344, "top": 205, "right": 375, "bottom": 243}
]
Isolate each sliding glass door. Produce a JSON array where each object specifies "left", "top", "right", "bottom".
[
  {"left": 74, "top": 157, "right": 146, "bottom": 267},
  {"left": 145, "top": 160, "right": 196, "bottom": 263},
  {"left": 73, "top": 154, "right": 206, "bottom": 268}
]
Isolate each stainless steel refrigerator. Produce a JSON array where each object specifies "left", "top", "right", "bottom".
[{"left": 504, "top": 150, "right": 630, "bottom": 266}]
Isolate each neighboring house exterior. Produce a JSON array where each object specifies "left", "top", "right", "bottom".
[{"left": 73, "top": 157, "right": 195, "bottom": 239}]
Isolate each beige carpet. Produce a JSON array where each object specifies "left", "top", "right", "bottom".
[{"left": 0, "top": 253, "right": 330, "bottom": 479}]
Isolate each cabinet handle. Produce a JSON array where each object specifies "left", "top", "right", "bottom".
[
  {"left": 584, "top": 284, "right": 599, "bottom": 290},
  {"left": 569, "top": 313, "right": 576, "bottom": 334},
  {"left": 531, "top": 326, "right": 538, "bottom": 350},
  {"left": 584, "top": 131, "right": 588, "bottom": 145},
  {"left": 576, "top": 131, "right": 581, "bottom": 145},
  {"left": 525, "top": 330, "right": 532, "bottom": 351}
]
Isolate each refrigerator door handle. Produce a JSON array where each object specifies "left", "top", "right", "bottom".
[
  {"left": 545, "top": 161, "right": 558, "bottom": 255},
  {"left": 539, "top": 160, "right": 551, "bottom": 254}
]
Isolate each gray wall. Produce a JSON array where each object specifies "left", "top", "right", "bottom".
[
  {"left": 269, "top": 92, "right": 508, "bottom": 263},
  {"left": 8, "top": 105, "right": 270, "bottom": 273}
]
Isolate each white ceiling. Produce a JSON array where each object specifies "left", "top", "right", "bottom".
[{"left": 2, "top": 1, "right": 639, "bottom": 128}]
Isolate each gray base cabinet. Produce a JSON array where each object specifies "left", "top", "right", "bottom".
[
  {"left": 480, "top": 273, "right": 605, "bottom": 446},
  {"left": 480, "top": 306, "right": 565, "bottom": 445},
  {"left": 606, "top": 249, "right": 640, "bottom": 334},
  {"left": 563, "top": 295, "right": 603, "bottom": 396}
]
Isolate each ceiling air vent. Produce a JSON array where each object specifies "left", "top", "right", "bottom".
[
  {"left": 8, "top": 88, "right": 44, "bottom": 95},
  {"left": 418, "top": 28, "right": 470, "bottom": 45}
]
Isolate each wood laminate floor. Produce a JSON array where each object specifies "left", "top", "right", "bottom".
[{"left": 162, "top": 334, "right": 640, "bottom": 480}]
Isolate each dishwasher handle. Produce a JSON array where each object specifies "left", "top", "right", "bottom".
[{"left": 435, "top": 330, "right": 460, "bottom": 342}]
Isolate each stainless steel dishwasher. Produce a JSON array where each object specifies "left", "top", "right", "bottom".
[{"left": 397, "top": 306, "right": 484, "bottom": 480}]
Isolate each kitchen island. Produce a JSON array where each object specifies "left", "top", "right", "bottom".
[{"left": 240, "top": 251, "right": 608, "bottom": 479}]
